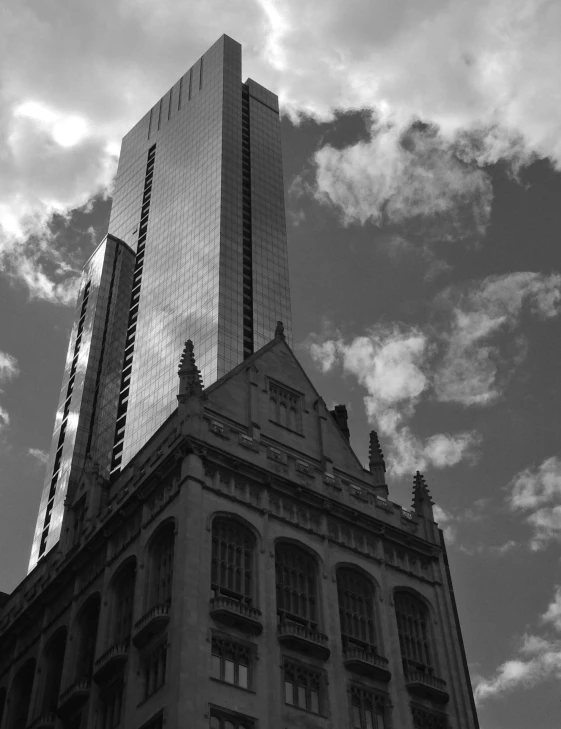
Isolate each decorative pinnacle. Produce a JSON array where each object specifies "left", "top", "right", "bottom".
[
  {"left": 177, "top": 340, "right": 204, "bottom": 398},
  {"left": 412, "top": 470, "right": 435, "bottom": 518},
  {"left": 275, "top": 321, "right": 285, "bottom": 339},
  {"left": 368, "top": 430, "right": 386, "bottom": 471}
]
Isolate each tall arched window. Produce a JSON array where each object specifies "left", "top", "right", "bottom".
[
  {"left": 111, "top": 560, "right": 136, "bottom": 645},
  {"left": 147, "top": 522, "right": 175, "bottom": 609},
  {"left": 337, "top": 568, "right": 376, "bottom": 651},
  {"left": 6, "top": 659, "right": 35, "bottom": 729},
  {"left": 394, "top": 591, "right": 432, "bottom": 670},
  {"left": 211, "top": 518, "right": 255, "bottom": 604},
  {"left": 39, "top": 628, "right": 67, "bottom": 716},
  {"left": 75, "top": 595, "right": 101, "bottom": 681},
  {"left": 275, "top": 543, "right": 318, "bottom": 626}
]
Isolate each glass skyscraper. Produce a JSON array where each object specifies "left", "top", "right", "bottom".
[{"left": 29, "top": 35, "right": 292, "bottom": 570}]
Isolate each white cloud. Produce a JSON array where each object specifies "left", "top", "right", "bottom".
[
  {"left": 475, "top": 584, "right": 561, "bottom": 703},
  {"left": 434, "top": 273, "right": 561, "bottom": 406},
  {"left": 1, "top": 0, "right": 561, "bottom": 295},
  {"left": 507, "top": 457, "right": 561, "bottom": 550},
  {"left": 309, "top": 325, "right": 479, "bottom": 475},
  {"left": 0, "top": 350, "right": 19, "bottom": 435},
  {"left": 312, "top": 122, "right": 493, "bottom": 244},
  {"left": 28, "top": 447, "right": 48, "bottom": 465},
  {"left": 0, "top": 351, "right": 19, "bottom": 382},
  {"left": 474, "top": 634, "right": 561, "bottom": 703},
  {"left": 509, "top": 456, "right": 561, "bottom": 511},
  {"left": 309, "top": 271, "right": 561, "bottom": 474},
  {"left": 541, "top": 587, "right": 561, "bottom": 633}
]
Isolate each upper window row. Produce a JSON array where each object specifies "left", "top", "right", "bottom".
[{"left": 210, "top": 516, "right": 436, "bottom": 673}]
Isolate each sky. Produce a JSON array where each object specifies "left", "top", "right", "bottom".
[{"left": 1, "top": 0, "right": 561, "bottom": 726}]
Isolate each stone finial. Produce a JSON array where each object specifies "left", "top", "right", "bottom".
[
  {"left": 275, "top": 321, "right": 285, "bottom": 339},
  {"left": 177, "top": 340, "right": 204, "bottom": 401},
  {"left": 368, "top": 430, "right": 388, "bottom": 497},
  {"left": 412, "top": 470, "right": 435, "bottom": 520}
]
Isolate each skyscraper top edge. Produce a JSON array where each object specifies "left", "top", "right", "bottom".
[{"left": 82, "top": 233, "right": 135, "bottom": 271}]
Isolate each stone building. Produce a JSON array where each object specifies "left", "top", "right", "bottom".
[{"left": 0, "top": 329, "right": 479, "bottom": 728}]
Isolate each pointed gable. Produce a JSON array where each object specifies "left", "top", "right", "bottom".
[{"left": 204, "top": 337, "right": 368, "bottom": 481}]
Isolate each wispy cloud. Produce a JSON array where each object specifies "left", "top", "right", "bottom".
[
  {"left": 27, "top": 447, "right": 48, "bottom": 465},
  {"left": 312, "top": 122, "right": 493, "bottom": 245},
  {"left": 309, "top": 324, "right": 479, "bottom": 476},
  {"left": 0, "top": 350, "right": 20, "bottom": 434},
  {"left": 309, "top": 272, "right": 561, "bottom": 474},
  {"left": 2, "top": 1, "right": 561, "bottom": 295},
  {"left": 507, "top": 456, "right": 561, "bottom": 550},
  {"left": 475, "top": 586, "right": 561, "bottom": 702}
]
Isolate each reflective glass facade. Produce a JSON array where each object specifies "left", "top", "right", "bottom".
[
  {"left": 30, "top": 35, "right": 292, "bottom": 569},
  {"left": 107, "top": 35, "right": 291, "bottom": 470},
  {"left": 29, "top": 236, "right": 135, "bottom": 569}
]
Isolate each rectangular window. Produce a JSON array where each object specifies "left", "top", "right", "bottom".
[
  {"left": 351, "top": 685, "right": 388, "bottom": 729},
  {"left": 211, "top": 635, "right": 251, "bottom": 689},
  {"left": 142, "top": 641, "right": 167, "bottom": 700},
  {"left": 268, "top": 380, "right": 303, "bottom": 433},
  {"left": 209, "top": 707, "right": 255, "bottom": 729},
  {"left": 284, "top": 660, "right": 321, "bottom": 714},
  {"left": 99, "top": 681, "right": 123, "bottom": 729},
  {"left": 411, "top": 704, "right": 448, "bottom": 729}
]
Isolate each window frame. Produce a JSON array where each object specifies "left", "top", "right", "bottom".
[
  {"left": 350, "top": 683, "right": 389, "bottom": 729},
  {"left": 141, "top": 639, "right": 168, "bottom": 702},
  {"left": 109, "top": 558, "right": 137, "bottom": 646},
  {"left": 268, "top": 379, "right": 303, "bottom": 433},
  {"left": 275, "top": 542, "right": 319, "bottom": 629},
  {"left": 208, "top": 705, "right": 256, "bottom": 729},
  {"left": 337, "top": 567, "right": 377, "bottom": 653},
  {"left": 146, "top": 521, "right": 175, "bottom": 610},
  {"left": 283, "top": 657, "right": 323, "bottom": 715},
  {"left": 210, "top": 633, "right": 253, "bottom": 691},
  {"left": 211, "top": 517, "right": 256, "bottom": 606},
  {"left": 394, "top": 590, "right": 433, "bottom": 673}
]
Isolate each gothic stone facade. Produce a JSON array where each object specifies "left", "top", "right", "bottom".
[{"left": 0, "top": 334, "right": 479, "bottom": 729}]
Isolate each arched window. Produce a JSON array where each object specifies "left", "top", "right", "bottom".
[
  {"left": 275, "top": 543, "right": 318, "bottom": 626},
  {"left": 39, "top": 628, "right": 67, "bottom": 716},
  {"left": 75, "top": 595, "right": 101, "bottom": 681},
  {"left": 211, "top": 518, "right": 255, "bottom": 604},
  {"left": 147, "top": 522, "right": 175, "bottom": 609},
  {"left": 7, "top": 659, "right": 35, "bottom": 729},
  {"left": 111, "top": 560, "right": 136, "bottom": 645},
  {"left": 394, "top": 591, "right": 432, "bottom": 670},
  {"left": 337, "top": 568, "right": 376, "bottom": 651}
]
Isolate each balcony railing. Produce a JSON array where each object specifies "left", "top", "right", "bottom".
[
  {"left": 132, "top": 602, "right": 170, "bottom": 647},
  {"left": 27, "top": 712, "right": 56, "bottom": 729},
  {"left": 209, "top": 596, "right": 263, "bottom": 635},
  {"left": 277, "top": 620, "right": 330, "bottom": 660},
  {"left": 93, "top": 641, "right": 129, "bottom": 683},
  {"left": 405, "top": 667, "right": 449, "bottom": 704},
  {"left": 58, "top": 677, "right": 91, "bottom": 715},
  {"left": 343, "top": 645, "right": 391, "bottom": 682}
]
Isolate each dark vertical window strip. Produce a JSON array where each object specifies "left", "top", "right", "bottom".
[
  {"left": 157, "top": 99, "right": 162, "bottom": 131},
  {"left": 168, "top": 89, "right": 173, "bottom": 120},
  {"left": 199, "top": 56, "right": 204, "bottom": 89},
  {"left": 85, "top": 247, "right": 121, "bottom": 456},
  {"left": 188, "top": 68, "right": 192, "bottom": 100},
  {"left": 178, "top": 76, "right": 183, "bottom": 110},
  {"left": 110, "top": 144, "right": 156, "bottom": 475},
  {"left": 39, "top": 280, "right": 91, "bottom": 556},
  {"left": 241, "top": 84, "right": 254, "bottom": 358},
  {"left": 148, "top": 107, "right": 153, "bottom": 140}
]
